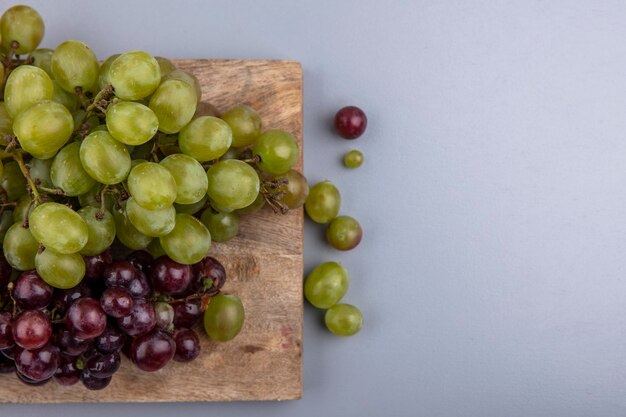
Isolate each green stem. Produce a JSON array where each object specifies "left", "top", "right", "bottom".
[{"left": 12, "top": 152, "right": 42, "bottom": 204}]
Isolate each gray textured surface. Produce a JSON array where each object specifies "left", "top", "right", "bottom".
[{"left": 5, "top": 0, "right": 626, "bottom": 416}]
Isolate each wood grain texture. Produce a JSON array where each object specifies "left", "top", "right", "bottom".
[{"left": 0, "top": 60, "right": 303, "bottom": 403}]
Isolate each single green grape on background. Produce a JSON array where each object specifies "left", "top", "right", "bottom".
[
  {"left": 304, "top": 261, "right": 349, "bottom": 309},
  {"left": 304, "top": 181, "right": 341, "bottom": 224},
  {"left": 343, "top": 149, "right": 364, "bottom": 169},
  {"left": 325, "top": 304, "right": 363, "bottom": 336}
]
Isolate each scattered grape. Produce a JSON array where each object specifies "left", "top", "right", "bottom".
[
  {"left": 326, "top": 216, "right": 362, "bottom": 251},
  {"left": 304, "top": 261, "right": 349, "bottom": 309},
  {"left": 203, "top": 294, "right": 245, "bottom": 342},
  {"left": 334, "top": 106, "right": 367, "bottom": 139},
  {"left": 343, "top": 149, "right": 364, "bottom": 168},
  {"left": 324, "top": 304, "right": 363, "bottom": 336},
  {"left": 304, "top": 181, "right": 341, "bottom": 224}
]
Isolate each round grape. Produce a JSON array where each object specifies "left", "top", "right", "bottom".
[
  {"left": 65, "top": 297, "right": 107, "bottom": 340},
  {"left": 304, "top": 261, "right": 349, "bottom": 309},
  {"left": 0, "top": 5, "right": 44, "bottom": 54},
  {"left": 97, "top": 53, "right": 120, "bottom": 90},
  {"left": 126, "top": 197, "right": 176, "bottom": 237},
  {"left": 3, "top": 223, "right": 39, "bottom": 271},
  {"left": 203, "top": 294, "right": 245, "bottom": 342},
  {"left": 221, "top": 104, "right": 262, "bottom": 148},
  {"left": 200, "top": 209, "right": 239, "bottom": 242},
  {"left": 12, "top": 310, "right": 51, "bottom": 350},
  {"left": 13, "top": 100, "right": 74, "bottom": 159},
  {"left": 4, "top": 65, "right": 53, "bottom": 118},
  {"left": 130, "top": 329, "right": 175, "bottom": 372},
  {"left": 160, "top": 214, "right": 211, "bottom": 265},
  {"left": 127, "top": 162, "right": 177, "bottom": 210},
  {"left": 109, "top": 51, "right": 160, "bottom": 100},
  {"left": 51, "top": 40, "right": 99, "bottom": 93},
  {"left": 178, "top": 116, "right": 232, "bottom": 162},
  {"left": 253, "top": 130, "right": 299, "bottom": 175},
  {"left": 35, "top": 249, "right": 85, "bottom": 289},
  {"left": 149, "top": 79, "right": 197, "bottom": 134},
  {"left": 77, "top": 207, "right": 116, "bottom": 256},
  {"left": 324, "top": 304, "right": 363, "bottom": 336},
  {"left": 29, "top": 48, "right": 53, "bottom": 77},
  {"left": 206, "top": 159, "right": 260, "bottom": 210},
  {"left": 80, "top": 130, "right": 131, "bottom": 185},
  {"left": 106, "top": 101, "right": 159, "bottom": 146},
  {"left": 29, "top": 202, "right": 88, "bottom": 254},
  {"left": 51, "top": 141, "right": 96, "bottom": 196},
  {"left": 304, "top": 181, "right": 341, "bottom": 224},
  {"left": 326, "top": 216, "right": 362, "bottom": 251},
  {"left": 160, "top": 154, "right": 209, "bottom": 204},
  {"left": 343, "top": 149, "right": 364, "bottom": 168},
  {"left": 278, "top": 170, "right": 309, "bottom": 209},
  {"left": 334, "top": 106, "right": 367, "bottom": 139}
]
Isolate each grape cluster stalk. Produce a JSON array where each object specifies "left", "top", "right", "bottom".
[{"left": 0, "top": 5, "right": 309, "bottom": 389}]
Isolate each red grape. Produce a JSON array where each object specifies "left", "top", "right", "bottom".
[
  {"left": 334, "top": 105, "right": 367, "bottom": 139},
  {"left": 130, "top": 329, "right": 175, "bottom": 372},
  {"left": 100, "top": 287, "right": 134, "bottom": 318},
  {"left": 65, "top": 298, "right": 107, "bottom": 340},
  {"left": 12, "top": 310, "right": 52, "bottom": 350},
  {"left": 12, "top": 270, "right": 53, "bottom": 310},
  {"left": 173, "top": 328, "right": 201, "bottom": 362},
  {"left": 151, "top": 256, "right": 192, "bottom": 295},
  {"left": 117, "top": 298, "right": 156, "bottom": 337}
]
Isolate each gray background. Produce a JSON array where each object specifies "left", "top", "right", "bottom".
[{"left": 4, "top": 0, "right": 626, "bottom": 416}]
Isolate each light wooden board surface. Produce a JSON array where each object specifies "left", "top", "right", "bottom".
[{"left": 0, "top": 59, "right": 304, "bottom": 403}]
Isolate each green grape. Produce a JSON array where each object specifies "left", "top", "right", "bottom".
[
  {"left": 4, "top": 65, "right": 53, "bottom": 118},
  {"left": 324, "top": 304, "right": 363, "bottom": 336},
  {"left": 343, "top": 149, "right": 364, "bottom": 169},
  {"left": 160, "top": 213, "right": 211, "bottom": 265},
  {"left": 203, "top": 294, "right": 245, "bottom": 342},
  {"left": 146, "top": 238, "right": 166, "bottom": 258},
  {"left": 326, "top": 216, "right": 363, "bottom": 251},
  {"left": 109, "top": 51, "right": 160, "bottom": 100},
  {"left": 35, "top": 249, "right": 85, "bottom": 289},
  {"left": 304, "top": 261, "right": 349, "bottom": 309},
  {"left": 0, "top": 159, "right": 3, "bottom": 183},
  {"left": 126, "top": 197, "right": 175, "bottom": 237},
  {"left": 221, "top": 105, "right": 262, "bottom": 148},
  {"left": 1, "top": 161, "right": 27, "bottom": 201},
  {"left": 325, "top": 304, "right": 363, "bottom": 336},
  {"left": 178, "top": 116, "right": 232, "bottom": 162},
  {"left": 79, "top": 131, "right": 131, "bottom": 184},
  {"left": 51, "top": 142, "right": 96, "bottom": 196},
  {"left": 13, "top": 100, "right": 74, "bottom": 159},
  {"left": 200, "top": 209, "right": 239, "bottom": 242},
  {"left": 77, "top": 206, "right": 116, "bottom": 256},
  {"left": 253, "top": 130, "right": 299, "bottom": 175},
  {"left": 127, "top": 162, "right": 177, "bottom": 210},
  {"left": 29, "top": 202, "right": 88, "bottom": 254},
  {"left": 29, "top": 158, "right": 53, "bottom": 189},
  {"left": 97, "top": 53, "right": 120, "bottom": 90},
  {"left": 112, "top": 202, "right": 153, "bottom": 250},
  {"left": 206, "top": 160, "right": 260, "bottom": 210},
  {"left": 0, "top": 102, "right": 13, "bottom": 136},
  {"left": 130, "top": 140, "right": 155, "bottom": 160},
  {"left": 159, "top": 154, "right": 208, "bottom": 204},
  {"left": 209, "top": 199, "right": 235, "bottom": 214},
  {"left": 3, "top": 223, "right": 38, "bottom": 270},
  {"left": 52, "top": 80, "right": 78, "bottom": 112},
  {"left": 165, "top": 69, "right": 202, "bottom": 103},
  {"left": 0, "top": 210, "right": 13, "bottom": 243},
  {"left": 304, "top": 181, "right": 341, "bottom": 224},
  {"left": 149, "top": 79, "right": 197, "bottom": 134},
  {"left": 0, "top": 63, "right": 3, "bottom": 89},
  {"left": 155, "top": 56, "right": 176, "bottom": 80},
  {"left": 0, "top": 5, "right": 44, "bottom": 54},
  {"left": 78, "top": 184, "right": 114, "bottom": 211},
  {"left": 236, "top": 192, "right": 266, "bottom": 215},
  {"left": 278, "top": 169, "right": 309, "bottom": 209},
  {"left": 51, "top": 40, "right": 99, "bottom": 93},
  {"left": 219, "top": 146, "right": 243, "bottom": 161},
  {"left": 28, "top": 48, "right": 53, "bottom": 77},
  {"left": 12, "top": 195, "right": 33, "bottom": 224},
  {"left": 106, "top": 101, "right": 158, "bottom": 146},
  {"left": 174, "top": 196, "right": 207, "bottom": 215}
]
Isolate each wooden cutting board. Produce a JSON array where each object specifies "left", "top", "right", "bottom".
[{"left": 0, "top": 59, "right": 304, "bottom": 403}]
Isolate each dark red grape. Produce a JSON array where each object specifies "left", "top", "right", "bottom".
[
  {"left": 130, "top": 329, "right": 175, "bottom": 372},
  {"left": 80, "top": 368, "right": 112, "bottom": 390},
  {"left": 65, "top": 298, "right": 107, "bottom": 340},
  {"left": 12, "top": 270, "right": 53, "bottom": 310},
  {"left": 95, "top": 324, "right": 126, "bottom": 354},
  {"left": 16, "top": 369, "right": 51, "bottom": 386},
  {"left": 86, "top": 351, "right": 120, "bottom": 378},
  {"left": 127, "top": 270, "right": 150, "bottom": 298},
  {"left": 192, "top": 256, "right": 226, "bottom": 295},
  {"left": 12, "top": 310, "right": 52, "bottom": 350},
  {"left": 100, "top": 287, "right": 134, "bottom": 318},
  {"left": 334, "top": 105, "right": 367, "bottom": 139},
  {"left": 83, "top": 249, "right": 113, "bottom": 284},
  {"left": 0, "top": 352, "right": 15, "bottom": 373},
  {"left": 53, "top": 354, "right": 80, "bottom": 386},
  {"left": 103, "top": 260, "right": 136, "bottom": 288},
  {"left": 55, "top": 327, "right": 92, "bottom": 356},
  {"left": 127, "top": 250, "right": 153, "bottom": 275},
  {"left": 117, "top": 298, "right": 156, "bottom": 337},
  {"left": 14, "top": 344, "right": 59, "bottom": 382},
  {"left": 52, "top": 283, "right": 92, "bottom": 316},
  {"left": 151, "top": 256, "right": 192, "bottom": 295},
  {"left": 173, "top": 328, "right": 201, "bottom": 362},
  {"left": 0, "top": 311, "right": 14, "bottom": 349},
  {"left": 0, "top": 252, "right": 12, "bottom": 290},
  {"left": 172, "top": 299, "right": 202, "bottom": 328}
]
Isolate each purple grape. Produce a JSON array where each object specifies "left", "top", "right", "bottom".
[
  {"left": 95, "top": 325, "right": 126, "bottom": 354},
  {"left": 191, "top": 256, "right": 226, "bottom": 295},
  {"left": 103, "top": 261, "right": 136, "bottom": 288},
  {"left": 117, "top": 298, "right": 156, "bottom": 337},
  {"left": 83, "top": 249, "right": 113, "bottom": 282},
  {"left": 173, "top": 328, "right": 201, "bottom": 362},
  {"left": 130, "top": 329, "right": 175, "bottom": 372},
  {"left": 80, "top": 368, "right": 112, "bottom": 390},
  {"left": 53, "top": 354, "right": 80, "bottom": 386},
  {"left": 55, "top": 327, "right": 92, "bottom": 356},
  {"left": 127, "top": 250, "right": 153, "bottom": 275},
  {"left": 16, "top": 369, "right": 51, "bottom": 386},
  {"left": 52, "top": 283, "right": 92, "bottom": 316},
  {"left": 0, "top": 252, "right": 12, "bottom": 290},
  {"left": 86, "top": 351, "right": 120, "bottom": 378},
  {"left": 151, "top": 256, "right": 192, "bottom": 295},
  {"left": 12, "top": 270, "right": 53, "bottom": 310},
  {"left": 65, "top": 298, "right": 107, "bottom": 340},
  {"left": 127, "top": 270, "right": 150, "bottom": 298},
  {"left": 334, "top": 105, "right": 367, "bottom": 139},
  {"left": 14, "top": 344, "right": 59, "bottom": 382},
  {"left": 0, "top": 352, "right": 15, "bottom": 373},
  {"left": 172, "top": 299, "right": 202, "bottom": 329},
  {"left": 12, "top": 310, "right": 52, "bottom": 350},
  {"left": 100, "top": 287, "right": 134, "bottom": 318},
  {"left": 0, "top": 311, "right": 14, "bottom": 349}
]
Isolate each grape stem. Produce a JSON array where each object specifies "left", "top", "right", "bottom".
[
  {"left": 21, "top": 198, "right": 33, "bottom": 227},
  {"left": 11, "top": 151, "right": 42, "bottom": 205},
  {"left": 96, "top": 185, "right": 109, "bottom": 220},
  {"left": 37, "top": 186, "right": 67, "bottom": 196},
  {"left": 86, "top": 84, "right": 114, "bottom": 114}
]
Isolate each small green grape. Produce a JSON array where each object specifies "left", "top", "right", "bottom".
[
  {"left": 0, "top": 5, "right": 44, "bottom": 54},
  {"left": 200, "top": 209, "right": 239, "bottom": 242},
  {"left": 29, "top": 202, "right": 89, "bottom": 254},
  {"left": 112, "top": 202, "right": 153, "bottom": 250},
  {"left": 13, "top": 100, "right": 74, "bottom": 159},
  {"left": 106, "top": 101, "right": 159, "bottom": 146},
  {"left": 35, "top": 249, "right": 85, "bottom": 289},
  {"left": 278, "top": 170, "right": 309, "bottom": 209},
  {"left": 343, "top": 150, "right": 364, "bottom": 169},
  {"left": 0, "top": 211, "right": 13, "bottom": 243},
  {"left": 51, "top": 141, "right": 97, "bottom": 196},
  {"left": 174, "top": 196, "right": 207, "bottom": 215},
  {"left": 77, "top": 206, "right": 116, "bottom": 256},
  {"left": 109, "top": 51, "right": 160, "bottom": 100},
  {"left": 160, "top": 154, "right": 208, "bottom": 204},
  {"left": 164, "top": 69, "right": 202, "bottom": 103},
  {"left": 3, "top": 223, "right": 38, "bottom": 270},
  {"left": 220, "top": 105, "right": 262, "bottom": 148},
  {"left": 155, "top": 56, "right": 176, "bottom": 80},
  {"left": 51, "top": 40, "right": 99, "bottom": 93},
  {"left": 324, "top": 304, "right": 363, "bottom": 336},
  {"left": 12, "top": 195, "right": 33, "bottom": 224},
  {"left": 79, "top": 131, "right": 131, "bottom": 185},
  {"left": 126, "top": 197, "right": 176, "bottom": 237},
  {"left": 203, "top": 294, "right": 245, "bottom": 342},
  {"left": 29, "top": 157, "right": 53, "bottom": 189},
  {"left": 0, "top": 102, "right": 13, "bottom": 136},
  {"left": 178, "top": 116, "right": 232, "bottom": 162},
  {"left": 304, "top": 261, "right": 349, "bottom": 309},
  {"left": 206, "top": 160, "right": 260, "bottom": 210},
  {"left": 149, "top": 79, "right": 197, "bottom": 134},
  {"left": 252, "top": 130, "right": 299, "bottom": 175},
  {"left": 160, "top": 214, "right": 211, "bottom": 265},
  {"left": 4, "top": 65, "right": 53, "bottom": 118},
  {"left": 304, "top": 181, "right": 341, "bottom": 224},
  {"left": 127, "top": 162, "right": 177, "bottom": 210},
  {"left": 52, "top": 80, "right": 79, "bottom": 112},
  {"left": 326, "top": 216, "right": 362, "bottom": 251}
]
